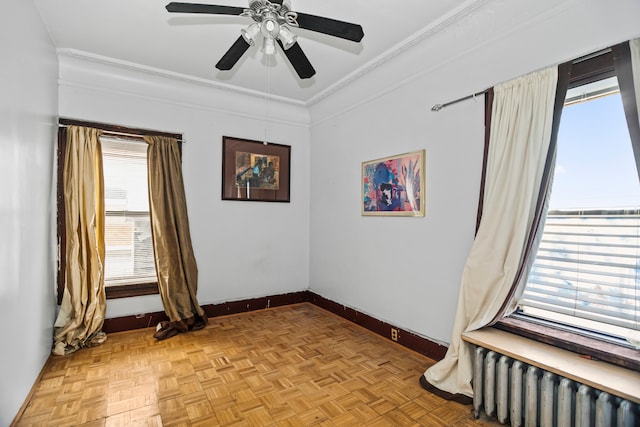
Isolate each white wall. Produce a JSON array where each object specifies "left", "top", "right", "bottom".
[
  {"left": 0, "top": 1, "right": 58, "bottom": 423},
  {"left": 58, "top": 54, "right": 311, "bottom": 318},
  {"left": 4, "top": 1, "right": 638, "bottom": 422},
  {"left": 308, "top": 0, "right": 640, "bottom": 345}
]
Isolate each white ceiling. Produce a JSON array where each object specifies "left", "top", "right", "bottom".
[{"left": 34, "top": 0, "right": 488, "bottom": 105}]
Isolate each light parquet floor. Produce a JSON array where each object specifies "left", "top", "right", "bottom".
[{"left": 16, "top": 303, "right": 500, "bottom": 426}]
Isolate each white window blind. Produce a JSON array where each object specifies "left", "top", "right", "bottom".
[
  {"left": 520, "top": 210, "right": 640, "bottom": 337},
  {"left": 101, "top": 137, "right": 157, "bottom": 286}
]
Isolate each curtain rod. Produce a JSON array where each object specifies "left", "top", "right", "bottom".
[
  {"left": 57, "top": 123, "right": 185, "bottom": 143},
  {"left": 431, "top": 47, "right": 613, "bottom": 113},
  {"left": 431, "top": 89, "right": 489, "bottom": 112},
  {"left": 435, "top": 55, "right": 586, "bottom": 111}
]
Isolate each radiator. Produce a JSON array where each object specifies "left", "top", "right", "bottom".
[{"left": 472, "top": 346, "right": 639, "bottom": 427}]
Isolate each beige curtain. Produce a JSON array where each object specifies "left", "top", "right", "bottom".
[
  {"left": 423, "top": 66, "right": 559, "bottom": 397},
  {"left": 145, "top": 136, "right": 207, "bottom": 340},
  {"left": 53, "top": 126, "right": 107, "bottom": 356}
]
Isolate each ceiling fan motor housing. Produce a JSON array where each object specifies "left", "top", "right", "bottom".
[
  {"left": 245, "top": 1, "right": 297, "bottom": 26},
  {"left": 247, "top": 0, "right": 291, "bottom": 16}
]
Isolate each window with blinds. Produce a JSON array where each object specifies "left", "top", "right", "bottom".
[
  {"left": 518, "top": 75, "right": 640, "bottom": 343},
  {"left": 101, "top": 137, "right": 157, "bottom": 286},
  {"left": 520, "top": 209, "right": 639, "bottom": 338}
]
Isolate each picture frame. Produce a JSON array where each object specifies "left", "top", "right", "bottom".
[
  {"left": 221, "top": 136, "right": 291, "bottom": 202},
  {"left": 362, "top": 149, "right": 426, "bottom": 216}
]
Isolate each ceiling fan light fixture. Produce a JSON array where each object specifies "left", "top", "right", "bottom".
[
  {"left": 260, "top": 16, "right": 280, "bottom": 39},
  {"left": 241, "top": 22, "right": 261, "bottom": 45},
  {"left": 278, "top": 25, "right": 297, "bottom": 50},
  {"left": 262, "top": 37, "right": 276, "bottom": 55}
]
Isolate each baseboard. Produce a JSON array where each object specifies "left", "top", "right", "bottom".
[
  {"left": 102, "top": 311, "right": 168, "bottom": 333},
  {"left": 308, "top": 292, "right": 448, "bottom": 361},
  {"left": 102, "top": 290, "right": 448, "bottom": 361},
  {"left": 203, "top": 291, "right": 312, "bottom": 318},
  {"left": 102, "top": 291, "right": 311, "bottom": 334}
]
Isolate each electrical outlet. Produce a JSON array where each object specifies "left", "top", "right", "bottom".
[{"left": 391, "top": 328, "right": 398, "bottom": 342}]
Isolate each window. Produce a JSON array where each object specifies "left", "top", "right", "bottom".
[
  {"left": 516, "top": 53, "right": 640, "bottom": 347},
  {"left": 101, "top": 137, "right": 157, "bottom": 288},
  {"left": 56, "top": 120, "right": 182, "bottom": 301}
]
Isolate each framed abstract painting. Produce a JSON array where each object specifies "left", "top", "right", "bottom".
[
  {"left": 221, "top": 136, "right": 291, "bottom": 202},
  {"left": 362, "top": 150, "right": 425, "bottom": 216}
]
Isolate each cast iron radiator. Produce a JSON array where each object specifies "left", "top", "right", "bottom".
[{"left": 471, "top": 346, "right": 639, "bottom": 426}]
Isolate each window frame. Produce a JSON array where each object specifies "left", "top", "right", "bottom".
[
  {"left": 56, "top": 119, "right": 182, "bottom": 302},
  {"left": 497, "top": 49, "right": 640, "bottom": 370}
]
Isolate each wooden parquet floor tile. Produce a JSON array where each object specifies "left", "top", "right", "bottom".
[{"left": 15, "top": 303, "right": 500, "bottom": 426}]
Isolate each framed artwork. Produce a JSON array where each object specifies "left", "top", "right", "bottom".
[
  {"left": 362, "top": 149, "right": 425, "bottom": 216},
  {"left": 222, "top": 136, "right": 291, "bottom": 202}
]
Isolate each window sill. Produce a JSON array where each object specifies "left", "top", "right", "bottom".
[
  {"left": 462, "top": 327, "right": 640, "bottom": 404},
  {"left": 106, "top": 282, "right": 158, "bottom": 299},
  {"left": 495, "top": 316, "right": 640, "bottom": 372}
]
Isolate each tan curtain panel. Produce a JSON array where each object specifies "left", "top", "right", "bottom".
[
  {"left": 145, "top": 135, "right": 207, "bottom": 340},
  {"left": 423, "top": 66, "right": 559, "bottom": 397},
  {"left": 53, "top": 126, "right": 107, "bottom": 356}
]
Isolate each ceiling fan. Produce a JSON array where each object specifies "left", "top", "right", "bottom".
[{"left": 165, "top": 1, "right": 364, "bottom": 79}]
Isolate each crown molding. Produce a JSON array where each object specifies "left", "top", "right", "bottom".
[
  {"left": 56, "top": 48, "right": 307, "bottom": 108},
  {"left": 305, "top": 0, "right": 491, "bottom": 106},
  {"left": 57, "top": 77, "right": 310, "bottom": 128}
]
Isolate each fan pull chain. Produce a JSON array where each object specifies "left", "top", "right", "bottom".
[{"left": 263, "top": 53, "right": 271, "bottom": 145}]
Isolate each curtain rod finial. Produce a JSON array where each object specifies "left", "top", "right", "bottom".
[{"left": 431, "top": 104, "right": 443, "bottom": 112}]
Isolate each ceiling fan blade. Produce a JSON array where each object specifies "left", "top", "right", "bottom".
[
  {"left": 295, "top": 13, "right": 364, "bottom": 42},
  {"left": 166, "top": 2, "right": 245, "bottom": 15},
  {"left": 216, "top": 36, "right": 251, "bottom": 71},
  {"left": 278, "top": 40, "right": 316, "bottom": 79}
]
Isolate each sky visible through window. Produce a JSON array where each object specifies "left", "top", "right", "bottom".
[{"left": 550, "top": 91, "right": 640, "bottom": 210}]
